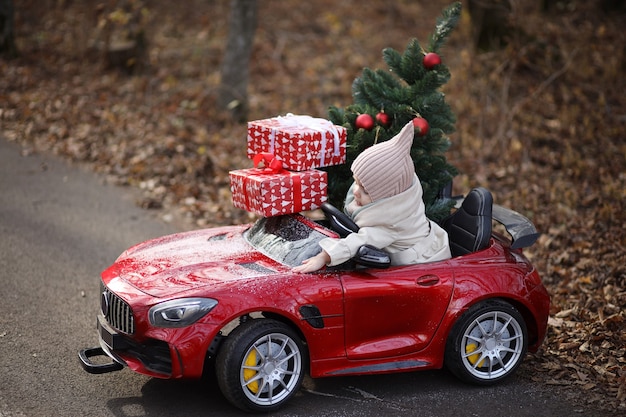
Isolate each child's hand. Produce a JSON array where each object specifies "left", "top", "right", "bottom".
[{"left": 293, "top": 251, "right": 330, "bottom": 273}]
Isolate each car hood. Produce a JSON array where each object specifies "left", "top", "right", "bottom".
[{"left": 107, "top": 225, "right": 286, "bottom": 298}]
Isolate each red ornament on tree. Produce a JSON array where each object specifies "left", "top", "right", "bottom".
[
  {"left": 412, "top": 117, "right": 430, "bottom": 136},
  {"left": 375, "top": 111, "right": 391, "bottom": 127},
  {"left": 355, "top": 114, "right": 375, "bottom": 130},
  {"left": 423, "top": 52, "right": 441, "bottom": 70}
]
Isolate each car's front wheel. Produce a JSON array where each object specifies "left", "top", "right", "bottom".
[
  {"left": 216, "top": 319, "right": 306, "bottom": 412},
  {"left": 445, "top": 299, "right": 528, "bottom": 385}
]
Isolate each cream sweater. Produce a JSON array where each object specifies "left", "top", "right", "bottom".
[{"left": 320, "top": 174, "right": 451, "bottom": 266}]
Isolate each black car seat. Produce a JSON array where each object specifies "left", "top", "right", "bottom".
[{"left": 442, "top": 187, "right": 493, "bottom": 257}]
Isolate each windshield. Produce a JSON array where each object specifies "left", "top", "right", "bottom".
[{"left": 244, "top": 215, "right": 336, "bottom": 267}]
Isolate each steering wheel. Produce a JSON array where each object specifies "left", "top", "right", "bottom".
[{"left": 321, "top": 202, "right": 359, "bottom": 238}]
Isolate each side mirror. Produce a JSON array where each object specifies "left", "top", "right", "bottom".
[{"left": 353, "top": 245, "right": 391, "bottom": 269}]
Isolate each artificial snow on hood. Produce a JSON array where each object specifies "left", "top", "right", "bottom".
[{"left": 110, "top": 225, "right": 282, "bottom": 297}]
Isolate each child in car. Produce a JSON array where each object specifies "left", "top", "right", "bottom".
[{"left": 293, "top": 121, "right": 451, "bottom": 273}]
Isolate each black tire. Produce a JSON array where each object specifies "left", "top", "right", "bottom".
[
  {"left": 215, "top": 319, "right": 306, "bottom": 412},
  {"left": 445, "top": 299, "right": 528, "bottom": 385}
]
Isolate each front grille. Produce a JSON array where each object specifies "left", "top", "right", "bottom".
[{"left": 101, "top": 282, "right": 135, "bottom": 334}]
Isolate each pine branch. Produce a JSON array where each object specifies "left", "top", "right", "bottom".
[
  {"left": 400, "top": 39, "right": 426, "bottom": 85},
  {"left": 382, "top": 47, "right": 403, "bottom": 75},
  {"left": 428, "top": 2, "right": 462, "bottom": 52}
]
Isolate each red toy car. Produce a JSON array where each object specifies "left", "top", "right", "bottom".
[{"left": 80, "top": 187, "right": 549, "bottom": 413}]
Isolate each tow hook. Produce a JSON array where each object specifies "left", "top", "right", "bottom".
[{"left": 79, "top": 347, "right": 124, "bottom": 374}]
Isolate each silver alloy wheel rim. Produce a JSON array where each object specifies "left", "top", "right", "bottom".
[
  {"left": 461, "top": 310, "right": 524, "bottom": 380},
  {"left": 240, "top": 332, "right": 302, "bottom": 406}
]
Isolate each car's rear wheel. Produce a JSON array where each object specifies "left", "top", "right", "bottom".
[
  {"left": 216, "top": 319, "right": 306, "bottom": 412},
  {"left": 445, "top": 299, "right": 528, "bottom": 385}
]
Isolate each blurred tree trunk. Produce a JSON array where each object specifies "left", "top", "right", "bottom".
[
  {"left": 218, "top": 0, "right": 258, "bottom": 122},
  {"left": 468, "top": 0, "right": 512, "bottom": 51},
  {"left": 90, "top": 1, "right": 149, "bottom": 74},
  {"left": 0, "top": 0, "right": 17, "bottom": 57}
]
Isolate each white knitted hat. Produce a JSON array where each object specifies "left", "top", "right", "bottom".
[{"left": 351, "top": 121, "right": 415, "bottom": 201}]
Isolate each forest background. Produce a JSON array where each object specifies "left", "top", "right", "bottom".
[{"left": 1, "top": 0, "right": 624, "bottom": 413}]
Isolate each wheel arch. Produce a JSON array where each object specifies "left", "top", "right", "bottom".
[
  {"left": 204, "top": 310, "right": 310, "bottom": 372},
  {"left": 444, "top": 296, "right": 538, "bottom": 348}
]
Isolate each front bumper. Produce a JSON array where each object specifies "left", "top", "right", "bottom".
[{"left": 79, "top": 314, "right": 172, "bottom": 376}]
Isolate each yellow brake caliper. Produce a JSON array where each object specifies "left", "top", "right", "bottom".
[
  {"left": 465, "top": 343, "right": 485, "bottom": 367},
  {"left": 243, "top": 349, "right": 259, "bottom": 393}
]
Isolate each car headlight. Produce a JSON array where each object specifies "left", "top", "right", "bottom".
[{"left": 149, "top": 298, "right": 218, "bottom": 328}]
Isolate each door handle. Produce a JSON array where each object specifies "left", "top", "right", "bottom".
[{"left": 416, "top": 275, "right": 440, "bottom": 286}]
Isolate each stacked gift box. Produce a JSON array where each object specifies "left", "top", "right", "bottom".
[{"left": 229, "top": 114, "right": 347, "bottom": 217}]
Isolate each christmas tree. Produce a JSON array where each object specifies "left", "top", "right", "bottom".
[{"left": 325, "top": 2, "right": 461, "bottom": 221}]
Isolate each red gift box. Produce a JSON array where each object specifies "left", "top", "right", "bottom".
[
  {"left": 247, "top": 114, "right": 347, "bottom": 171},
  {"left": 229, "top": 166, "right": 328, "bottom": 217}
]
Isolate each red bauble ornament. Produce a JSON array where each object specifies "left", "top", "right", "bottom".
[
  {"left": 412, "top": 117, "right": 429, "bottom": 136},
  {"left": 423, "top": 52, "right": 441, "bottom": 70},
  {"left": 375, "top": 111, "right": 391, "bottom": 127},
  {"left": 355, "top": 114, "right": 375, "bottom": 130}
]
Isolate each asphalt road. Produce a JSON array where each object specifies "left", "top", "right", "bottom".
[{"left": 0, "top": 139, "right": 603, "bottom": 417}]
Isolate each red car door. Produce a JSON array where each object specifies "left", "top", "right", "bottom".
[{"left": 341, "top": 261, "right": 454, "bottom": 360}]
